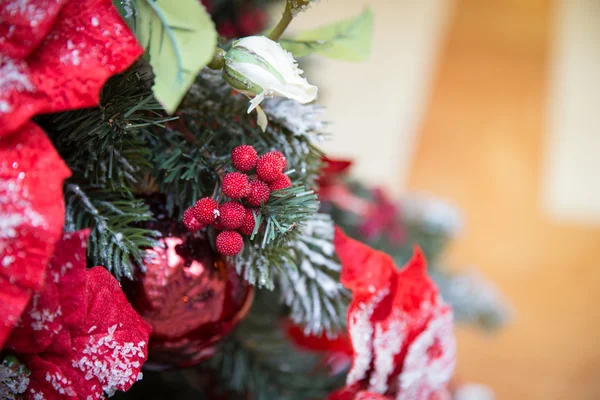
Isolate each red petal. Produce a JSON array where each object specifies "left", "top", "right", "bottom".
[
  {"left": 0, "top": 0, "right": 69, "bottom": 59},
  {"left": 0, "top": 0, "right": 143, "bottom": 136},
  {"left": 6, "top": 286, "right": 61, "bottom": 354},
  {"left": 321, "top": 157, "right": 353, "bottom": 178},
  {"left": 334, "top": 227, "right": 395, "bottom": 296},
  {"left": 333, "top": 231, "right": 456, "bottom": 398},
  {"left": 48, "top": 229, "right": 89, "bottom": 328},
  {"left": 68, "top": 266, "right": 151, "bottom": 397},
  {"left": 23, "top": 355, "right": 79, "bottom": 399},
  {"left": 5, "top": 230, "right": 89, "bottom": 353},
  {"left": 286, "top": 322, "right": 353, "bottom": 356},
  {"left": 355, "top": 391, "right": 391, "bottom": 400},
  {"left": 396, "top": 307, "right": 455, "bottom": 400},
  {"left": 0, "top": 122, "right": 70, "bottom": 347},
  {"left": 24, "top": 267, "right": 151, "bottom": 399},
  {"left": 0, "top": 280, "right": 32, "bottom": 349}
]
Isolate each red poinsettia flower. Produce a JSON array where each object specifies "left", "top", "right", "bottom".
[
  {"left": 0, "top": 123, "right": 71, "bottom": 347},
  {"left": 318, "top": 157, "right": 373, "bottom": 216},
  {"left": 318, "top": 157, "right": 353, "bottom": 187},
  {"left": 325, "top": 228, "right": 456, "bottom": 400},
  {"left": 359, "top": 188, "right": 405, "bottom": 245},
  {"left": 0, "top": 0, "right": 143, "bottom": 136},
  {"left": 0, "top": 0, "right": 143, "bottom": 346},
  {"left": 4, "top": 230, "right": 152, "bottom": 399}
]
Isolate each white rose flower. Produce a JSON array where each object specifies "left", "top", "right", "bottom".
[{"left": 222, "top": 36, "right": 318, "bottom": 130}]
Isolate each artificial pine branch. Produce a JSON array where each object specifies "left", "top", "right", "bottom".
[
  {"left": 40, "top": 63, "right": 173, "bottom": 280},
  {"left": 152, "top": 69, "right": 325, "bottom": 216},
  {"left": 276, "top": 213, "right": 349, "bottom": 336},
  {"left": 46, "top": 67, "right": 176, "bottom": 193},
  {"left": 63, "top": 183, "right": 160, "bottom": 280},
  {"left": 209, "top": 290, "right": 346, "bottom": 400}
]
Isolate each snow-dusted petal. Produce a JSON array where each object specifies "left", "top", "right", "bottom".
[
  {"left": 397, "top": 307, "right": 455, "bottom": 400},
  {"left": 0, "top": 0, "right": 143, "bottom": 136},
  {"left": 0, "top": 0, "right": 68, "bottom": 59},
  {"left": 0, "top": 122, "right": 70, "bottom": 347},
  {"left": 5, "top": 230, "right": 89, "bottom": 354},
  {"left": 68, "top": 267, "right": 151, "bottom": 397},
  {"left": 328, "top": 228, "right": 456, "bottom": 400},
  {"left": 21, "top": 267, "right": 151, "bottom": 399}
]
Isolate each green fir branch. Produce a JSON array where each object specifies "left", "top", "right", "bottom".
[
  {"left": 276, "top": 213, "right": 349, "bottom": 336},
  {"left": 209, "top": 290, "right": 346, "bottom": 400},
  {"left": 64, "top": 183, "right": 160, "bottom": 280},
  {"left": 46, "top": 68, "right": 176, "bottom": 193}
]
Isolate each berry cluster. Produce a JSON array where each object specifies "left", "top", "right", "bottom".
[{"left": 181, "top": 145, "right": 293, "bottom": 256}]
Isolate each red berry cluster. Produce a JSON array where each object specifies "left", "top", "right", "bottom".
[{"left": 181, "top": 145, "right": 293, "bottom": 257}]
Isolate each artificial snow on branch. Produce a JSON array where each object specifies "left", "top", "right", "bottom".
[
  {"left": 277, "top": 213, "right": 349, "bottom": 336},
  {"left": 63, "top": 183, "right": 160, "bottom": 280}
]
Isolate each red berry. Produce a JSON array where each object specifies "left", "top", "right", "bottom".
[
  {"left": 222, "top": 172, "right": 250, "bottom": 199},
  {"left": 231, "top": 145, "right": 258, "bottom": 172},
  {"left": 268, "top": 174, "right": 292, "bottom": 192},
  {"left": 216, "top": 230, "right": 244, "bottom": 256},
  {"left": 182, "top": 207, "right": 203, "bottom": 232},
  {"left": 256, "top": 152, "right": 284, "bottom": 182},
  {"left": 218, "top": 201, "right": 246, "bottom": 229},
  {"left": 246, "top": 179, "right": 271, "bottom": 206},
  {"left": 193, "top": 197, "right": 219, "bottom": 224},
  {"left": 271, "top": 150, "right": 287, "bottom": 170},
  {"left": 217, "top": 20, "right": 237, "bottom": 39},
  {"left": 239, "top": 208, "right": 259, "bottom": 236}
]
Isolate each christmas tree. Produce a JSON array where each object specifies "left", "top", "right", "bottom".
[{"left": 0, "top": 0, "right": 508, "bottom": 399}]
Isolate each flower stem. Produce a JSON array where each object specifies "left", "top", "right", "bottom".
[
  {"left": 207, "top": 48, "right": 226, "bottom": 70},
  {"left": 268, "top": 3, "right": 293, "bottom": 41}
]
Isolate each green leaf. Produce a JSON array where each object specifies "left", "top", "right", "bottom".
[
  {"left": 133, "top": 0, "right": 218, "bottom": 114},
  {"left": 280, "top": 8, "right": 373, "bottom": 61},
  {"left": 112, "top": 0, "right": 135, "bottom": 28}
]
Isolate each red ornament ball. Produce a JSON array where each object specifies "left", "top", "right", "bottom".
[
  {"left": 256, "top": 152, "right": 284, "bottom": 182},
  {"left": 129, "top": 194, "right": 253, "bottom": 370},
  {"left": 222, "top": 172, "right": 250, "bottom": 199},
  {"left": 231, "top": 145, "right": 258, "bottom": 172},
  {"left": 193, "top": 197, "right": 219, "bottom": 224},
  {"left": 182, "top": 207, "right": 203, "bottom": 232},
  {"left": 239, "top": 208, "right": 258, "bottom": 236},
  {"left": 216, "top": 230, "right": 244, "bottom": 256},
  {"left": 269, "top": 174, "right": 292, "bottom": 192},
  {"left": 218, "top": 201, "right": 246, "bottom": 229},
  {"left": 246, "top": 179, "right": 271, "bottom": 206}
]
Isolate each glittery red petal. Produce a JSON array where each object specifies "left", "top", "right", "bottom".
[
  {"left": 66, "top": 266, "right": 151, "bottom": 397},
  {"left": 0, "top": 122, "right": 70, "bottom": 347},
  {"left": 0, "top": 280, "right": 32, "bottom": 351},
  {"left": 22, "top": 267, "right": 151, "bottom": 399},
  {"left": 5, "top": 230, "right": 89, "bottom": 354},
  {"left": 0, "top": 0, "right": 143, "bottom": 136},
  {"left": 334, "top": 226, "right": 395, "bottom": 297},
  {"left": 0, "top": 0, "right": 69, "bottom": 59},
  {"left": 332, "top": 228, "right": 456, "bottom": 398},
  {"left": 23, "top": 355, "right": 79, "bottom": 399}
]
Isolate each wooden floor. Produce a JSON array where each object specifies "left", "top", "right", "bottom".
[{"left": 406, "top": 0, "right": 600, "bottom": 399}]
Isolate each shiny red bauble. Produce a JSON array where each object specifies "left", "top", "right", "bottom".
[{"left": 128, "top": 195, "right": 253, "bottom": 371}]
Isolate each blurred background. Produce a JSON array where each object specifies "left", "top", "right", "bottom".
[{"left": 292, "top": 0, "right": 600, "bottom": 399}]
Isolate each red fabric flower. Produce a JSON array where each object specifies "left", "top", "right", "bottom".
[
  {"left": 4, "top": 230, "right": 152, "bottom": 399},
  {"left": 0, "top": 123, "right": 71, "bottom": 347},
  {"left": 326, "top": 228, "right": 456, "bottom": 400},
  {"left": 0, "top": 0, "right": 143, "bottom": 136},
  {"left": 320, "top": 157, "right": 353, "bottom": 181},
  {"left": 359, "top": 188, "right": 405, "bottom": 245},
  {"left": 0, "top": 0, "right": 143, "bottom": 346}
]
